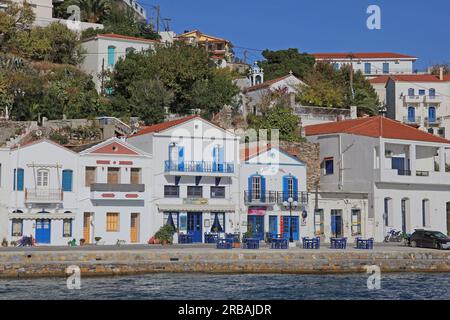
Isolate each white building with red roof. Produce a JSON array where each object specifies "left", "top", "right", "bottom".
[
  {"left": 312, "top": 52, "right": 417, "bottom": 78},
  {"left": 305, "top": 116, "right": 450, "bottom": 242},
  {"left": 80, "top": 33, "right": 159, "bottom": 93}
]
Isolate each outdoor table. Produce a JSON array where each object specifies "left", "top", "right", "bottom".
[
  {"left": 204, "top": 233, "right": 219, "bottom": 244},
  {"left": 178, "top": 234, "right": 193, "bottom": 244},
  {"left": 330, "top": 237, "right": 347, "bottom": 249},
  {"left": 267, "top": 234, "right": 283, "bottom": 243},
  {"left": 270, "top": 238, "right": 288, "bottom": 249},
  {"left": 302, "top": 237, "right": 320, "bottom": 249},
  {"left": 226, "top": 233, "right": 240, "bottom": 243},
  {"left": 216, "top": 238, "right": 233, "bottom": 250},
  {"left": 243, "top": 238, "right": 260, "bottom": 249},
  {"left": 356, "top": 237, "right": 374, "bottom": 250}
]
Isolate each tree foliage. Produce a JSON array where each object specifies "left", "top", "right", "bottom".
[
  {"left": 0, "top": 0, "right": 35, "bottom": 46},
  {"left": 259, "top": 48, "right": 315, "bottom": 80}
]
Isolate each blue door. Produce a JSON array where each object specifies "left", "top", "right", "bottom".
[
  {"left": 248, "top": 215, "right": 265, "bottom": 240},
  {"left": 429, "top": 107, "right": 436, "bottom": 123},
  {"left": 187, "top": 213, "right": 202, "bottom": 243},
  {"left": 269, "top": 216, "right": 278, "bottom": 235},
  {"left": 330, "top": 211, "right": 343, "bottom": 238},
  {"left": 35, "top": 219, "right": 51, "bottom": 244},
  {"left": 407, "top": 106, "right": 415, "bottom": 122},
  {"left": 282, "top": 216, "right": 299, "bottom": 241}
]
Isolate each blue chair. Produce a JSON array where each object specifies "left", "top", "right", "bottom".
[
  {"left": 330, "top": 237, "right": 347, "bottom": 249},
  {"left": 216, "top": 238, "right": 233, "bottom": 249},
  {"left": 179, "top": 233, "right": 193, "bottom": 244}
]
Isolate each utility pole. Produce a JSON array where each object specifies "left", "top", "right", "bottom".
[
  {"left": 151, "top": 5, "right": 161, "bottom": 34},
  {"left": 348, "top": 53, "right": 355, "bottom": 100},
  {"left": 101, "top": 58, "right": 105, "bottom": 96},
  {"left": 162, "top": 18, "right": 171, "bottom": 31}
]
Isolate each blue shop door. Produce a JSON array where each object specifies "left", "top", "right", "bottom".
[
  {"left": 269, "top": 216, "right": 278, "bottom": 236},
  {"left": 248, "top": 215, "right": 265, "bottom": 240},
  {"left": 282, "top": 216, "right": 299, "bottom": 241},
  {"left": 35, "top": 219, "right": 51, "bottom": 244},
  {"left": 331, "top": 212, "right": 343, "bottom": 238},
  {"left": 187, "top": 213, "right": 202, "bottom": 243}
]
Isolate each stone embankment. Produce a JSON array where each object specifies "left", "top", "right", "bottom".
[{"left": 0, "top": 246, "right": 449, "bottom": 278}]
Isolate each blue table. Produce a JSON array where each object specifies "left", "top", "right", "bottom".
[
  {"left": 243, "top": 238, "right": 260, "bottom": 249},
  {"left": 216, "top": 238, "right": 233, "bottom": 249},
  {"left": 205, "top": 233, "right": 219, "bottom": 244},
  {"left": 302, "top": 237, "right": 320, "bottom": 249},
  {"left": 356, "top": 238, "right": 374, "bottom": 250},
  {"left": 178, "top": 233, "right": 193, "bottom": 244},
  {"left": 270, "top": 238, "right": 288, "bottom": 249},
  {"left": 330, "top": 237, "right": 347, "bottom": 249}
]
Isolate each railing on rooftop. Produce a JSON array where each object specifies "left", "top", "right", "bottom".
[{"left": 165, "top": 161, "right": 235, "bottom": 174}]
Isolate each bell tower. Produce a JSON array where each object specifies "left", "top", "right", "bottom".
[{"left": 248, "top": 62, "right": 264, "bottom": 86}]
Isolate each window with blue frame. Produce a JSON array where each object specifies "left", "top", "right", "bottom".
[
  {"left": 248, "top": 175, "right": 265, "bottom": 202},
  {"left": 429, "top": 88, "right": 436, "bottom": 96},
  {"left": 324, "top": 158, "right": 334, "bottom": 175},
  {"left": 282, "top": 175, "right": 298, "bottom": 201},
  {"left": 428, "top": 106, "right": 436, "bottom": 123},
  {"left": 62, "top": 170, "right": 73, "bottom": 192},
  {"left": 107, "top": 46, "right": 116, "bottom": 67},
  {"left": 408, "top": 88, "right": 415, "bottom": 96},
  {"left": 13, "top": 168, "right": 24, "bottom": 191},
  {"left": 364, "top": 63, "right": 371, "bottom": 74},
  {"left": 382, "top": 63, "right": 389, "bottom": 74},
  {"left": 407, "top": 106, "right": 415, "bottom": 122},
  {"left": 418, "top": 89, "right": 425, "bottom": 96}
]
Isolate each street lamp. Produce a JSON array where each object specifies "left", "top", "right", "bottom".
[{"left": 283, "top": 197, "right": 298, "bottom": 243}]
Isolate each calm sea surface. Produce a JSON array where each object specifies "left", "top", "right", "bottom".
[{"left": 0, "top": 273, "right": 449, "bottom": 300}]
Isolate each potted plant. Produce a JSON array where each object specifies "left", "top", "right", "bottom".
[
  {"left": 154, "top": 224, "right": 174, "bottom": 245},
  {"left": 95, "top": 237, "right": 102, "bottom": 245},
  {"left": 1, "top": 238, "right": 8, "bottom": 247},
  {"left": 79, "top": 238, "right": 86, "bottom": 246}
]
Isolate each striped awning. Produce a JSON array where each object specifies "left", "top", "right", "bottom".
[
  {"left": 8, "top": 212, "right": 76, "bottom": 220},
  {"left": 157, "top": 204, "right": 235, "bottom": 212}
]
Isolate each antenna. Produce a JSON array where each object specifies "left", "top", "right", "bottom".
[{"left": 162, "top": 18, "right": 171, "bottom": 31}]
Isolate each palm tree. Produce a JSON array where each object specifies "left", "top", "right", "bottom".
[{"left": 76, "top": 0, "right": 112, "bottom": 24}]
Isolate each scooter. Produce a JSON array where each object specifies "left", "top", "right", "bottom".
[{"left": 384, "top": 229, "right": 403, "bottom": 242}]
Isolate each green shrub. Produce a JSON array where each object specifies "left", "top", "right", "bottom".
[{"left": 154, "top": 224, "right": 175, "bottom": 244}]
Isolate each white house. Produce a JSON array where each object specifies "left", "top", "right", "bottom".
[
  {"left": 5, "top": 139, "right": 79, "bottom": 246},
  {"left": 239, "top": 144, "right": 308, "bottom": 242},
  {"left": 382, "top": 74, "right": 450, "bottom": 139},
  {"left": 306, "top": 116, "right": 450, "bottom": 242},
  {"left": 127, "top": 115, "right": 244, "bottom": 243},
  {"left": 0, "top": 147, "right": 11, "bottom": 242},
  {"left": 312, "top": 52, "right": 417, "bottom": 78},
  {"left": 76, "top": 138, "right": 152, "bottom": 245},
  {"left": 80, "top": 33, "right": 158, "bottom": 92}
]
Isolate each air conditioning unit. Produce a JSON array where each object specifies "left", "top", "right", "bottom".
[{"left": 385, "top": 150, "right": 393, "bottom": 158}]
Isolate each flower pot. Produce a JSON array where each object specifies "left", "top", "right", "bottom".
[{"left": 233, "top": 242, "right": 241, "bottom": 249}]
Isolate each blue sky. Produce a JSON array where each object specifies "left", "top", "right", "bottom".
[{"left": 139, "top": 0, "right": 450, "bottom": 71}]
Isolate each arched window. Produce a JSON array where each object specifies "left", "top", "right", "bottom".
[
  {"left": 408, "top": 88, "right": 415, "bottom": 96},
  {"left": 107, "top": 46, "right": 116, "bottom": 67},
  {"left": 428, "top": 106, "right": 436, "bottom": 123},
  {"left": 429, "top": 88, "right": 436, "bottom": 96},
  {"left": 407, "top": 106, "right": 415, "bottom": 122}
]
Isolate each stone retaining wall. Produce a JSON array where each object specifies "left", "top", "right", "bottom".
[{"left": 1, "top": 249, "right": 449, "bottom": 278}]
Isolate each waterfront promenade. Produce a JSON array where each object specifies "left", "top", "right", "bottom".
[{"left": 0, "top": 244, "right": 449, "bottom": 278}]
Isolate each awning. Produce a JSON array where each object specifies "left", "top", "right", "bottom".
[
  {"left": 158, "top": 204, "right": 235, "bottom": 212},
  {"left": 8, "top": 212, "right": 76, "bottom": 220}
]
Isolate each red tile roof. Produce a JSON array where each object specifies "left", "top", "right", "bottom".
[
  {"left": 93, "top": 33, "right": 159, "bottom": 43},
  {"left": 312, "top": 52, "right": 417, "bottom": 60},
  {"left": 305, "top": 116, "right": 450, "bottom": 144},
  {"left": 388, "top": 74, "right": 450, "bottom": 82},
  {"left": 245, "top": 74, "right": 296, "bottom": 92},
  {"left": 369, "top": 76, "right": 390, "bottom": 84},
  {"left": 129, "top": 115, "right": 200, "bottom": 137}
]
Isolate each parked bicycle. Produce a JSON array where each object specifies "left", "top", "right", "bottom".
[{"left": 16, "top": 235, "right": 35, "bottom": 247}]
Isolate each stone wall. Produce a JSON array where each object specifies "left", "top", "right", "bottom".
[
  {"left": 280, "top": 141, "right": 320, "bottom": 192},
  {"left": 0, "top": 249, "right": 449, "bottom": 278}
]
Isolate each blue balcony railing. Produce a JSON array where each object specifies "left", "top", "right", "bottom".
[{"left": 164, "top": 161, "right": 235, "bottom": 174}]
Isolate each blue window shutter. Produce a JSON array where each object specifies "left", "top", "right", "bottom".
[
  {"left": 293, "top": 176, "right": 298, "bottom": 202},
  {"left": 282, "top": 176, "right": 288, "bottom": 202},
  {"left": 178, "top": 147, "right": 184, "bottom": 171},
  {"left": 17, "top": 169, "right": 24, "bottom": 191},
  {"left": 212, "top": 147, "right": 217, "bottom": 172},
  {"left": 408, "top": 88, "right": 415, "bottom": 96},
  {"left": 429, "top": 107, "right": 436, "bottom": 122},
  {"left": 13, "top": 169, "right": 16, "bottom": 191},
  {"left": 248, "top": 176, "right": 252, "bottom": 202},
  {"left": 260, "top": 176, "right": 266, "bottom": 202},
  {"left": 218, "top": 146, "right": 224, "bottom": 172},
  {"left": 62, "top": 170, "right": 73, "bottom": 192},
  {"left": 107, "top": 46, "right": 116, "bottom": 67}
]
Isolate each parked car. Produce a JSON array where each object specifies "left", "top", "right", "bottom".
[{"left": 409, "top": 230, "right": 450, "bottom": 250}]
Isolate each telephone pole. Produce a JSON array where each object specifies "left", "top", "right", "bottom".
[{"left": 151, "top": 5, "right": 161, "bottom": 33}]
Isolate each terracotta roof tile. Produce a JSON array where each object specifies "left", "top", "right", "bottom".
[
  {"left": 245, "top": 74, "right": 294, "bottom": 92},
  {"left": 95, "top": 33, "right": 159, "bottom": 43},
  {"left": 389, "top": 74, "right": 450, "bottom": 82},
  {"left": 129, "top": 115, "right": 200, "bottom": 137},
  {"left": 312, "top": 52, "right": 417, "bottom": 60},
  {"left": 369, "top": 76, "right": 390, "bottom": 84},
  {"left": 305, "top": 116, "right": 450, "bottom": 144}
]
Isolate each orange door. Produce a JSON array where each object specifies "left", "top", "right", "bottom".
[
  {"left": 130, "top": 213, "right": 139, "bottom": 243},
  {"left": 83, "top": 213, "right": 91, "bottom": 244}
]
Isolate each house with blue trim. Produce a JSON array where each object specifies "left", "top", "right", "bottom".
[{"left": 239, "top": 144, "right": 308, "bottom": 242}]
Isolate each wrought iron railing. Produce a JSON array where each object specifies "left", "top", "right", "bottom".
[
  {"left": 25, "top": 188, "right": 63, "bottom": 203},
  {"left": 244, "top": 191, "right": 308, "bottom": 205},
  {"left": 164, "top": 161, "right": 235, "bottom": 174}
]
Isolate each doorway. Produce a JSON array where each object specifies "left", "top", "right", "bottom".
[
  {"left": 247, "top": 215, "right": 265, "bottom": 240},
  {"left": 35, "top": 219, "right": 51, "bottom": 244},
  {"left": 83, "top": 213, "right": 92, "bottom": 244},
  {"left": 130, "top": 213, "right": 139, "bottom": 243},
  {"left": 331, "top": 210, "right": 343, "bottom": 238},
  {"left": 187, "top": 212, "right": 202, "bottom": 243},
  {"left": 282, "top": 216, "right": 299, "bottom": 241}
]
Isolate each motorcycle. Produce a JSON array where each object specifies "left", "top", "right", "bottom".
[{"left": 384, "top": 229, "right": 403, "bottom": 243}]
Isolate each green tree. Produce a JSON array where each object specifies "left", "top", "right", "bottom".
[
  {"left": 76, "top": 0, "right": 111, "bottom": 24},
  {"left": 248, "top": 105, "right": 301, "bottom": 142},
  {"left": 128, "top": 78, "right": 174, "bottom": 125},
  {"left": 110, "top": 43, "right": 238, "bottom": 116},
  {"left": 259, "top": 48, "right": 315, "bottom": 81},
  {"left": 0, "top": 0, "right": 35, "bottom": 47}
]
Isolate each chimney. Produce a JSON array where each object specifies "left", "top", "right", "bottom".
[{"left": 439, "top": 67, "right": 444, "bottom": 81}]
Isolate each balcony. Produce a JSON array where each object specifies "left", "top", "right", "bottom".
[
  {"left": 403, "top": 95, "right": 423, "bottom": 103},
  {"left": 244, "top": 191, "right": 308, "bottom": 206},
  {"left": 403, "top": 116, "right": 421, "bottom": 126},
  {"left": 164, "top": 161, "right": 235, "bottom": 176},
  {"left": 90, "top": 183, "right": 145, "bottom": 201},
  {"left": 424, "top": 117, "right": 442, "bottom": 126},
  {"left": 425, "top": 95, "right": 443, "bottom": 103},
  {"left": 25, "top": 188, "right": 63, "bottom": 204}
]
